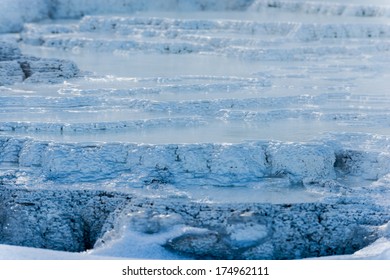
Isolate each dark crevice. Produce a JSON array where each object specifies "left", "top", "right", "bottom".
[
  {"left": 18, "top": 61, "right": 33, "bottom": 80},
  {"left": 0, "top": 188, "right": 128, "bottom": 252}
]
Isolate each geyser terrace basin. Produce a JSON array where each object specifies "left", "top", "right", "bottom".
[
  {"left": 1, "top": 135, "right": 390, "bottom": 259},
  {"left": 1, "top": 0, "right": 390, "bottom": 259}
]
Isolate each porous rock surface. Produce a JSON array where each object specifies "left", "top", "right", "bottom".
[
  {"left": 1, "top": 186, "right": 388, "bottom": 259},
  {"left": 0, "top": 41, "right": 79, "bottom": 85}
]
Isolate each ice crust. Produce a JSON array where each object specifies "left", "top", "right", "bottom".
[
  {"left": 0, "top": 187, "right": 389, "bottom": 260},
  {"left": 1, "top": 133, "right": 390, "bottom": 187},
  {"left": 0, "top": 136, "right": 336, "bottom": 185},
  {"left": 1, "top": 133, "right": 390, "bottom": 259},
  {"left": 0, "top": 42, "right": 79, "bottom": 85},
  {"left": 1, "top": 0, "right": 390, "bottom": 34},
  {"left": 249, "top": 0, "right": 390, "bottom": 17},
  {"left": 20, "top": 16, "right": 390, "bottom": 58},
  {"left": 0, "top": 188, "right": 127, "bottom": 252}
]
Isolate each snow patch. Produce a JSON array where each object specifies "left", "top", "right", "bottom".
[
  {"left": 267, "top": 142, "right": 336, "bottom": 183},
  {"left": 227, "top": 223, "right": 268, "bottom": 247}
]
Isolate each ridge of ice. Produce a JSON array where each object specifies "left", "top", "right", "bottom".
[
  {"left": 1, "top": 0, "right": 390, "bottom": 34},
  {"left": 0, "top": 135, "right": 339, "bottom": 185},
  {"left": 2, "top": 133, "right": 389, "bottom": 186},
  {"left": 20, "top": 16, "right": 390, "bottom": 58},
  {"left": 0, "top": 41, "right": 80, "bottom": 85}
]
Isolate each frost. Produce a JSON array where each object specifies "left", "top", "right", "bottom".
[
  {"left": 0, "top": 61, "right": 24, "bottom": 85},
  {"left": 267, "top": 142, "right": 336, "bottom": 183},
  {"left": 0, "top": 41, "right": 79, "bottom": 85}
]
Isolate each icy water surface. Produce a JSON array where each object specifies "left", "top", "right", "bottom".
[{"left": 7, "top": 24, "right": 390, "bottom": 144}]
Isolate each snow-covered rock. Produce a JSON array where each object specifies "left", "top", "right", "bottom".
[
  {"left": 0, "top": 61, "right": 25, "bottom": 85},
  {"left": 0, "top": 136, "right": 340, "bottom": 185},
  {"left": 0, "top": 41, "right": 22, "bottom": 61},
  {"left": 0, "top": 188, "right": 129, "bottom": 252},
  {"left": 2, "top": 184, "right": 384, "bottom": 260},
  {"left": 0, "top": 41, "right": 80, "bottom": 85},
  {"left": 18, "top": 56, "right": 80, "bottom": 83},
  {"left": 2, "top": 134, "right": 390, "bottom": 187},
  {"left": 96, "top": 197, "right": 389, "bottom": 259},
  {"left": 335, "top": 150, "right": 390, "bottom": 180},
  {"left": 295, "top": 23, "right": 390, "bottom": 42},
  {"left": 1, "top": 132, "right": 390, "bottom": 260},
  {"left": 267, "top": 142, "right": 336, "bottom": 183}
]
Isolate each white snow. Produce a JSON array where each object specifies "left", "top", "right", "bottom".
[
  {"left": 227, "top": 223, "right": 268, "bottom": 247},
  {"left": 0, "top": 244, "right": 118, "bottom": 260}
]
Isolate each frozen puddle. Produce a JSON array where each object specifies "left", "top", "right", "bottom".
[
  {"left": 1, "top": 0, "right": 390, "bottom": 259},
  {"left": 178, "top": 180, "right": 323, "bottom": 204}
]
